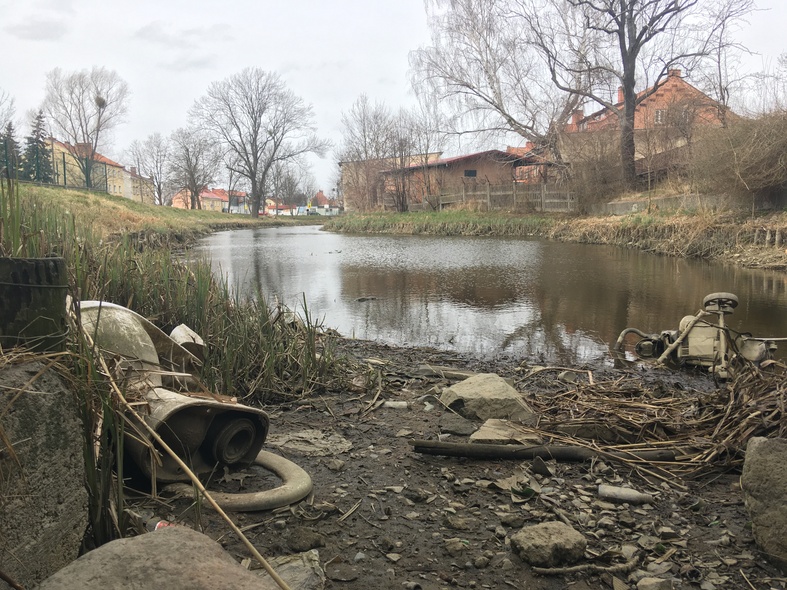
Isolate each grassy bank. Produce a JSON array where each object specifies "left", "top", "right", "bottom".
[
  {"left": 9, "top": 182, "right": 321, "bottom": 249},
  {"left": 324, "top": 208, "right": 787, "bottom": 269},
  {"left": 2, "top": 182, "right": 336, "bottom": 399}
]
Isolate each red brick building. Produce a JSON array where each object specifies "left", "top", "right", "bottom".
[
  {"left": 564, "top": 69, "right": 726, "bottom": 134},
  {"left": 561, "top": 69, "right": 728, "bottom": 179}
]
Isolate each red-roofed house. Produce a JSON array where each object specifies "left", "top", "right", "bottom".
[
  {"left": 48, "top": 138, "right": 154, "bottom": 202},
  {"left": 171, "top": 187, "right": 249, "bottom": 212},
  {"left": 561, "top": 69, "right": 729, "bottom": 177},
  {"left": 564, "top": 70, "right": 726, "bottom": 135},
  {"left": 312, "top": 190, "right": 330, "bottom": 206},
  {"left": 378, "top": 149, "right": 542, "bottom": 210},
  {"left": 49, "top": 138, "right": 126, "bottom": 196}
]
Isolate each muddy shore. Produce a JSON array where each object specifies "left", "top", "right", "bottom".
[
  {"left": 160, "top": 210, "right": 787, "bottom": 590},
  {"left": 137, "top": 337, "right": 785, "bottom": 590},
  {"left": 8, "top": 187, "right": 786, "bottom": 588}
]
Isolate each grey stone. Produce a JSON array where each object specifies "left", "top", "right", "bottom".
[
  {"left": 439, "top": 412, "right": 477, "bottom": 436},
  {"left": 741, "top": 437, "right": 787, "bottom": 570},
  {"left": 474, "top": 556, "right": 490, "bottom": 569},
  {"left": 287, "top": 527, "right": 326, "bottom": 552},
  {"left": 510, "top": 521, "right": 587, "bottom": 567},
  {"left": 637, "top": 577, "right": 675, "bottom": 590},
  {"left": 39, "top": 527, "right": 284, "bottom": 590},
  {"left": 444, "top": 537, "right": 467, "bottom": 556},
  {"left": 442, "top": 514, "right": 480, "bottom": 530},
  {"left": 499, "top": 513, "right": 525, "bottom": 528},
  {"left": 0, "top": 362, "right": 88, "bottom": 588},
  {"left": 440, "top": 374, "right": 536, "bottom": 423}
]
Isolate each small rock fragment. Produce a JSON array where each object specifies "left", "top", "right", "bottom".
[
  {"left": 637, "top": 578, "right": 674, "bottom": 590},
  {"left": 444, "top": 538, "right": 467, "bottom": 556},
  {"left": 510, "top": 521, "right": 586, "bottom": 567}
]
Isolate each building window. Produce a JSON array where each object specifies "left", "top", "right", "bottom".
[
  {"left": 464, "top": 169, "right": 477, "bottom": 177},
  {"left": 654, "top": 109, "right": 666, "bottom": 125}
]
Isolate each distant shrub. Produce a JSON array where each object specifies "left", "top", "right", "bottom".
[{"left": 691, "top": 111, "right": 787, "bottom": 206}]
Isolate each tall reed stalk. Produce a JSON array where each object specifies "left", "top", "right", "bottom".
[{"left": 1, "top": 184, "right": 339, "bottom": 548}]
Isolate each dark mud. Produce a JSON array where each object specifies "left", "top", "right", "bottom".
[{"left": 137, "top": 340, "right": 784, "bottom": 590}]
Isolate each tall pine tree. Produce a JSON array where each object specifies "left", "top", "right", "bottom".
[
  {"left": 0, "top": 121, "right": 21, "bottom": 180},
  {"left": 21, "top": 110, "right": 53, "bottom": 183}
]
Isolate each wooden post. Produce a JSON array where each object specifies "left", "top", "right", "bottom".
[
  {"left": 776, "top": 230, "right": 783, "bottom": 247},
  {"left": 541, "top": 184, "right": 546, "bottom": 212},
  {"left": 754, "top": 228, "right": 761, "bottom": 245},
  {"left": 513, "top": 181, "right": 517, "bottom": 210},
  {"left": 462, "top": 184, "right": 466, "bottom": 203},
  {"left": 486, "top": 182, "right": 491, "bottom": 210},
  {"left": 766, "top": 229, "right": 772, "bottom": 246}
]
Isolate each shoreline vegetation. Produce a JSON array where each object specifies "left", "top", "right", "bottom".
[
  {"left": 2, "top": 182, "right": 336, "bottom": 403},
  {"left": 323, "top": 208, "right": 787, "bottom": 270},
  {"left": 3, "top": 182, "right": 785, "bottom": 548},
  {"left": 6, "top": 184, "right": 787, "bottom": 400},
  {"left": 1, "top": 181, "right": 338, "bottom": 546}
]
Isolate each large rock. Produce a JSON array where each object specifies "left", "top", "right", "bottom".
[
  {"left": 510, "top": 521, "right": 587, "bottom": 567},
  {"left": 741, "top": 437, "right": 787, "bottom": 570},
  {"left": 440, "top": 373, "right": 536, "bottom": 423},
  {"left": 38, "top": 526, "right": 295, "bottom": 590},
  {"left": 0, "top": 361, "right": 88, "bottom": 588}
]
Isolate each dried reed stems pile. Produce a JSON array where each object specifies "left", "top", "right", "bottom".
[{"left": 521, "top": 362, "right": 786, "bottom": 476}]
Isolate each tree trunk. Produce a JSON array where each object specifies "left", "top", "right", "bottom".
[
  {"left": 620, "top": 79, "right": 638, "bottom": 190},
  {"left": 250, "top": 195, "right": 261, "bottom": 218}
]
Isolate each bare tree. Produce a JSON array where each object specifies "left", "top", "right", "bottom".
[
  {"left": 168, "top": 127, "right": 222, "bottom": 209},
  {"left": 0, "top": 88, "right": 15, "bottom": 129},
  {"left": 408, "top": 99, "right": 445, "bottom": 207},
  {"left": 337, "top": 95, "right": 395, "bottom": 211},
  {"left": 518, "top": 0, "right": 754, "bottom": 188},
  {"left": 270, "top": 161, "right": 313, "bottom": 212},
  {"left": 692, "top": 0, "right": 754, "bottom": 124},
  {"left": 744, "top": 53, "right": 787, "bottom": 115},
  {"left": 386, "top": 110, "right": 418, "bottom": 213},
  {"left": 224, "top": 155, "right": 250, "bottom": 213},
  {"left": 191, "top": 68, "right": 327, "bottom": 218},
  {"left": 43, "top": 67, "right": 129, "bottom": 189},
  {"left": 691, "top": 111, "right": 787, "bottom": 211},
  {"left": 410, "top": 0, "right": 585, "bottom": 168},
  {"left": 127, "top": 133, "right": 170, "bottom": 205}
]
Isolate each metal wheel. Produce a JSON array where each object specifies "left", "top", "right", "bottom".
[{"left": 703, "top": 292, "right": 738, "bottom": 313}]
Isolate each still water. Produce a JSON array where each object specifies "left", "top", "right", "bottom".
[{"left": 195, "top": 225, "right": 787, "bottom": 364}]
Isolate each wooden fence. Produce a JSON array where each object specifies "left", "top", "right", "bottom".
[{"left": 424, "top": 183, "right": 575, "bottom": 213}]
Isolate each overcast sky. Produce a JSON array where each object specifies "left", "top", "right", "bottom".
[{"left": 1, "top": 0, "right": 784, "bottom": 192}]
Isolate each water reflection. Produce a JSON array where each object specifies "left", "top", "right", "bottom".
[{"left": 195, "top": 226, "right": 787, "bottom": 364}]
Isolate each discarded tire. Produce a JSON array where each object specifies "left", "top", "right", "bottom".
[{"left": 0, "top": 257, "right": 68, "bottom": 352}]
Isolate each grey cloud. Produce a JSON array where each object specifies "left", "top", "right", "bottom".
[
  {"left": 134, "top": 21, "right": 216, "bottom": 72},
  {"left": 159, "top": 55, "right": 216, "bottom": 72},
  {"left": 134, "top": 20, "right": 230, "bottom": 50},
  {"left": 39, "top": 0, "right": 77, "bottom": 15},
  {"left": 134, "top": 21, "right": 183, "bottom": 46},
  {"left": 5, "top": 17, "right": 69, "bottom": 41}
]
